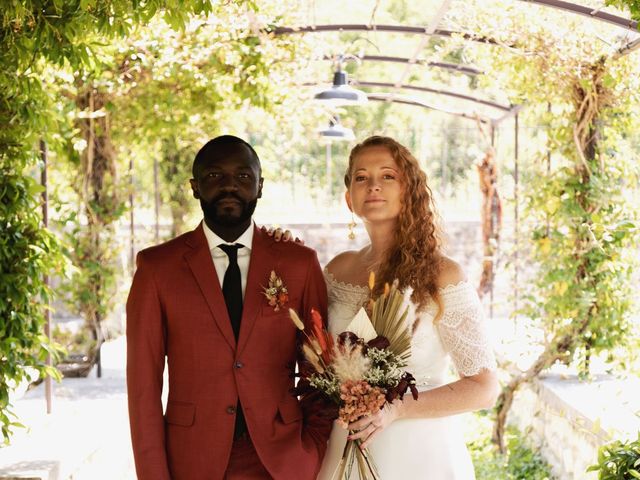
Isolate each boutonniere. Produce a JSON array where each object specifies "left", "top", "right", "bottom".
[{"left": 262, "top": 270, "right": 289, "bottom": 311}]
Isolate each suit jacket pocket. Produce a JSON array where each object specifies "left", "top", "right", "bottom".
[
  {"left": 278, "top": 399, "right": 303, "bottom": 424},
  {"left": 165, "top": 401, "right": 195, "bottom": 427}
]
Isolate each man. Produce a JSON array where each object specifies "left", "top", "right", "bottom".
[{"left": 127, "top": 135, "right": 331, "bottom": 479}]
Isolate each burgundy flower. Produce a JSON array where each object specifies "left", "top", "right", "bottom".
[
  {"left": 337, "top": 331, "right": 362, "bottom": 350},
  {"left": 385, "top": 372, "right": 419, "bottom": 402},
  {"left": 366, "top": 335, "right": 390, "bottom": 350}
]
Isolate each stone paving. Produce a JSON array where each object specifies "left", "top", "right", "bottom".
[
  {"left": 1, "top": 331, "right": 639, "bottom": 480},
  {"left": 0, "top": 337, "right": 135, "bottom": 480}
]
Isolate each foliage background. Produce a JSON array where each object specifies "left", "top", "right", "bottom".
[{"left": 1, "top": 3, "right": 639, "bottom": 479}]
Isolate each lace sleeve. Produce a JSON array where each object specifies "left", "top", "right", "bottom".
[{"left": 436, "top": 282, "right": 497, "bottom": 376}]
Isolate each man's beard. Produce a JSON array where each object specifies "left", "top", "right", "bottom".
[{"left": 200, "top": 193, "right": 258, "bottom": 227}]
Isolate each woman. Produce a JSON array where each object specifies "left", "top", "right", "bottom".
[
  {"left": 318, "top": 135, "right": 498, "bottom": 479},
  {"left": 270, "top": 135, "right": 498, "bottom": 478}
]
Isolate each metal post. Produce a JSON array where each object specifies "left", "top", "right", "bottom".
[
  {"left": 154, "top": 156, "right": 160, "bottom": 243},
  {"left": 489, "top": 125, "right": 496, "bottom": 320},
  {"left": 291, "top": 155, "right": 296, "bottom": 202},
  {"left": 514, "top": 114, "right": 520, "bottom": 318},
  {"left": 441, "top": 132, "right": 448, "bottom": 198},
  {"left": 326, "top": 143, "right": 332, "bottom": 204},
  {"left": 546, "top": 102, "right": 551, "bottom": 238},
  {"left": 129, "top": 157, "right": 135, "bottom": 274},
  {"left": 40, "top": 140, "right": 53, "bottom": 414}
]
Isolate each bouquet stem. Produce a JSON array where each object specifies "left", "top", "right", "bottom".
[{"left": 331, "top": 434, "right": 380, "bottom": 480}]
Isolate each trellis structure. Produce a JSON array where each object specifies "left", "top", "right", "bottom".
[
  {"left": 273, "top": 0, "right": 640, "bottom": 352},
  {"left": 19, "top": 0, "right": 640, "bottom": 441},
  {"left": 272, "top": 0, "right": 639, "bottom": 317}
]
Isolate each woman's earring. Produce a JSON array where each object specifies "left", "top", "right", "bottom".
[{"left": 347, "top": 214, "right": 356, "bottom": 241}]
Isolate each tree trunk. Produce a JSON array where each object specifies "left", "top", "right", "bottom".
[{"left": 476, "top": 148, "right": 502, "bottom": 299}]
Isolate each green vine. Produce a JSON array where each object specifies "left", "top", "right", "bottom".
[
  {"left": 0, "top": 0, "right": 248, "bottom": 444},
  {"left": 487, "top": 41, "right": 640, "bottom": 452},
  {"left": 605, "top": 0, "right": 640, "bottom": 22}
]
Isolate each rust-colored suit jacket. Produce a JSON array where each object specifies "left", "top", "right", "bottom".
[{"left": 127, "top": 224, "right": 330, "bottom": 479}]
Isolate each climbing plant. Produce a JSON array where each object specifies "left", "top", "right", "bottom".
[
  {"left": 48, "top": 0, "right": 305, "bottom": 370},
  {"left": 606, "top": 0, "right": 640, "bottom": 21},
  {"left": 0, "top": 0, "right": 254, "bottom": 443},
  {"left": 455, "top": 7, "right": 640, "bottom": 451}
]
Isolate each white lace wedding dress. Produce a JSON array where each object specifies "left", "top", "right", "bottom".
[{"left": 317, "top": 271, "right": 497, "bottom": 480}]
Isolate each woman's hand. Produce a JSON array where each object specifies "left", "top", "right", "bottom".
[
  {"left": 260, "top": 226, "right": 304, "bottom": 244},
  {"left": 346, "top": 400, "right": 403, "bottom": 449}
]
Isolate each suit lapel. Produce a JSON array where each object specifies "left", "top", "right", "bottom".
[
  {"left": 184, "top": 223, "right": 236, "bottom": 350},
  {"left": 237, "top": 226, "right": 275, "bottom": 355}
]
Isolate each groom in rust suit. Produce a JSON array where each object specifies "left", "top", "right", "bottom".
[{"left": 127, "top": 135, "right": 331, "bottom": 479}]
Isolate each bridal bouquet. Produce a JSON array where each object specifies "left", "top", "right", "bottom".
[{"left": 290, "top": 273, "right": 418, "bottom": 480}]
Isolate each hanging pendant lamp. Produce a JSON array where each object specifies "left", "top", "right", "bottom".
[
  {"left": 318, "top": 116, "right": 355, "bottom": 141},
  {"left": 314, "top": 55, "right": 368, "bottom": 106}
]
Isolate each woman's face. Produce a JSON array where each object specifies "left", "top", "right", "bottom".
[{"left": 346, "top": 146, "right": 404, "bottom": 224}]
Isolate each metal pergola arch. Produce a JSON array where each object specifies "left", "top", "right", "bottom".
[
  {"left": 366, "top": 93, "right": 492, "bottom": 124},
  {"left": 356, "top": 81, "right": 511, "bottom": 112},
  {"left": 324, "top": 55, "right": 483, "bottom": 76},
  {"left": 273, "top": 2, "right": 640, "bottom": 103},
  {"left": 273, "top": 0, "right": 639, "bottom": 317},
  {"left": 520, "top": 0, "right": 638, "bottom": 32},
  {"left": 273, "top": 1, "right": 639, "bottom": 132},
  {"left": 283, "top": 25, "right": 519, "bottom": 125}
]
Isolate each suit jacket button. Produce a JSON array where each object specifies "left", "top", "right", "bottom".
[
  {"left": 226, "top": 406, "right": 236, "bottom": 414},
  {"left": 234, "top": 361, "right": 244, "bottom": 369}
]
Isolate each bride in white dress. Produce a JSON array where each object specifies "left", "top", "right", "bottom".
[{"left": 316, "top": 136, "right": 499, "bottom": 480}]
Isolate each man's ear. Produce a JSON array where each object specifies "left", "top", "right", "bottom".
[
  {"left": 345, "top": 190, "right": 352, "bottom": 212},
  {"left": 190, "top": 179, "right": 200, "bottom": 199},
  {"left": 257, "top": 177, "right": 264, "bottom": 198}
]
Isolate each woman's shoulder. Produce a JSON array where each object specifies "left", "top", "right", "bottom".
[
  {"left": 435, "top": 256, "right": 468, "bottom": 289},
  {"left": 325, "top": 250, "right": 360, "bottom": 277}
]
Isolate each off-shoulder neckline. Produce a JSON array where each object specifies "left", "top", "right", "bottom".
[
  {"left": 323, "top": 270, "right": 369, "bottom": 292},
  {"left": 323, "top": 268, "right": 472, "bottom": 294}
]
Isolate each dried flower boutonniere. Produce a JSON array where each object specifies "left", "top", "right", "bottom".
[{"left": 262, "top": 270, "right": 289, "bottom": 311}]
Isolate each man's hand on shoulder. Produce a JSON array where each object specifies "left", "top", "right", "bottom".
[{"left": 260, "top": 225, "right": 304, "bottom": 245}]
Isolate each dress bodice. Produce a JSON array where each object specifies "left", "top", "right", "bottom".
[{"left": 324, "top": 270, "right": 496, "bottom": 389}]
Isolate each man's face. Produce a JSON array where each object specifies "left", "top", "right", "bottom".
[{"left": 190, "top": 144, "right": 263, "bottom": 227}]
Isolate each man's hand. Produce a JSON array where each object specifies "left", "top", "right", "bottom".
[{"left": 261, "top": 226, "right": 304, "bottom": 245}]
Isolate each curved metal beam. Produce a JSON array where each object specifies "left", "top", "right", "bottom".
[
  {"left": 366, "top": 93, "right": 491, "bottom": 123},
  {"left": 325, "top": 55, "right": 483, "bottom": 75},
  {"left": 273, "top": 25, "right": 504, "bottom": 46},
  {"left": 357, "top": 80, "right": 511, "bottom": 111},
  {"left": 303, "top": 80, "right": 508, "bottom": 110},
  {"left": 518, "top": 0, "right": 638, "bottom": 32}
]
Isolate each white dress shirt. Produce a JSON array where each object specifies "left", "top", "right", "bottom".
[{"left": 202, "top": 221, "right": 254, "bottom": 299}]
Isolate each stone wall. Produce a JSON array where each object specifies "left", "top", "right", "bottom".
[{"left": 509, "top": 374, "right": 640, "bottom": 480}]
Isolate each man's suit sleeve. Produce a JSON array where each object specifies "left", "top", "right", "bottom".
[
  {"left": 299, "top": 250, "right": 333, "bottom": 462},
  {"left": 126, "top": 251, "right": 171, "bottom": 480}
]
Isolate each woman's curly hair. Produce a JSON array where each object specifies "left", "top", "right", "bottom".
[{"left": 345, "top": 136, "right": 443, "bottom": 317}]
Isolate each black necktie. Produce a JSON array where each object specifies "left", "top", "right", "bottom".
[
  {"left": 219, "top": 243, "right": 243, "bottom": 339},
  {"left": 219, "top": 243, "right": 247, "bottom": 439}
]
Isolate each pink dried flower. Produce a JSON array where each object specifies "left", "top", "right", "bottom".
[{"left": 338, "top": 380, "right": 386, "bottom": 426}]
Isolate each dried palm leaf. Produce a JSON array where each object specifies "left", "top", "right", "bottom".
[{"left": 368, "top": 276, "right": 411, "bottom": 360}]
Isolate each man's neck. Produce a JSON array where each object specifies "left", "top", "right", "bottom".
[{"left": 204, "top": 217, "right": 252, "bottom": 243}]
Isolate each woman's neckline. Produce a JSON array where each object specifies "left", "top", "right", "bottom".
[
  {"left": 323, "top": 269, "right": 369, "bottom": 292},
  {"left": 324, "top": 268, "right": 471, "bottom": 294}
]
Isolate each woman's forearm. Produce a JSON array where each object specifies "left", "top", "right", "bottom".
[{"left": 398, "top": 370, "right": 500, "bottom": 419}]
